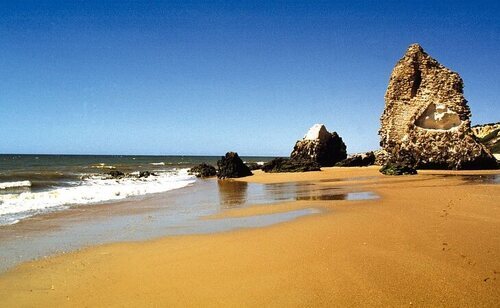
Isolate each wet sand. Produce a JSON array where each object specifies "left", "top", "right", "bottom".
[{"left": 0, "top": 167, "right": 499, "bottom": 306}]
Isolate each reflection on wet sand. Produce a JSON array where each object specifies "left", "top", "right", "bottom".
[
  {"left": 261, "top": 182, "right": 379, "bottom": 201},
  {"left": 218, "top": 180, "right": 248, "bottom": 207},
  {"left": 437, "top": 174, "right": 500, "bottom": 184},
  {"left": 217, "top": 181, "right": 379, "bottom": 206}
]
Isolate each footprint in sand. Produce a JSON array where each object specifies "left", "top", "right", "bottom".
[
  {"left": 440, "top": 209, "right": 449, "bottom": 218},
  {"left": 458, "top": 254, "right": 476, "bottom": 266},
  {"left": 483, "top": 271, "right": 497, "bottom": 283},
  {"left": 440, "top": 201, "right": 453, "bottom": 218}
]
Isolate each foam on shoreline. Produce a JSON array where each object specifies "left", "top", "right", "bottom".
[
  {"left": 0, "top": 169, "right": 195, "bottom": 225},
  {"left": 0, "top": 180, "right": 32, "bottom": 190}
]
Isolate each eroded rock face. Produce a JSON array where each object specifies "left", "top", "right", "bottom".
[
  {"left": 379, "top": 44, "right": 497, "bottom": 169},
  {"left": 472, "top": 122, "right": 500, "bottom": 160},
  {"left": 291, "top": 124, "right": 347, "bottom": 167},
  {"left": 415, "top": 103, "right": 462, "bottom": 130}
]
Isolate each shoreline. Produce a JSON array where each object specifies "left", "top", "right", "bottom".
[{"left": 0, "top": 167, "right": 499, "bottom": 306}]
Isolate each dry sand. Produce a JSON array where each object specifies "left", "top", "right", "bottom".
[{"left": 0, "top": 167, "right": 499, "bottom": 307}]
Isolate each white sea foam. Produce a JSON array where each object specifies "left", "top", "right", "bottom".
[
  {"left": 244, "top": 161, "right": 265, "bottom": 166},
  {"left": 91, "top": 163, "right": 116, "bottom": 169},
  {"left": 150, "top": 162, "right": 165, "bottom": 166},
  {"left": 0, "top": 169, "right": 195, "bottom": 223},
  {"left": 0, "top": 180, "right": 32, "bottom": 189}
]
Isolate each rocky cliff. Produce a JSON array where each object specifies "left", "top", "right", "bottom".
[{"left": 379, "top": 44, "right": 496, "bottom": 169}]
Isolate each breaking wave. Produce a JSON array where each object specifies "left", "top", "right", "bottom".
[
  {"left": 0, "top": 169, "right": 195, "bottom": 225},
  {"left": 0, "top": 181, "right": 32, "bottom": 190}
]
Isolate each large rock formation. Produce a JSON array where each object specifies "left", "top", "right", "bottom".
[
  {"left": 379, "top": 44, "right": 497, "bottom": 169},
  {"left": 217, "top": 152, "right": 253, "bottom": 179},
  {"left": 290, "top": 124, "right": 347, "bottom": 167},
  {"left": 472, "top": 122, "right": 500, "bottom": 160}
]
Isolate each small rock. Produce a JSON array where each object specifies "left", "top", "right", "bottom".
[
  {"left": 107, "top": 170, "right": 125, "bottom": 178},
  {"left": 189, "top": 163, "right": 217, "bottom": 178},
  {"left": 138, "top": 171, "right": 155, "bottom": 178},
  {"left": 245, "top": 162, "right": 262, "bottom": 171},
  {"left": 379, "top": 162, "right": 417, "bottom": 176},
  {"left": 336, "top": 152, "right": 375, "bottom": 167},
  {"left": 262, "top": 158, "right": 321, "bottom": 173}
]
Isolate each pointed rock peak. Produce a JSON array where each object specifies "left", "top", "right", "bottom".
[
  {"left": 404, "top": 43, "right": 427, "bottom": 59},
  {"left": 407, "top": 43, "right": 424, "bottom": 53},
  {"left": 304, "top": 124, "right": 329, "bottom": 141}
]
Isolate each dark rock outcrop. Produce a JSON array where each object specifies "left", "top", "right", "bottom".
[
  {"left": 291, "top": 124, "right": 347, "bottom": 167},
  {"left": 262, "top": 158, "right": 320, "bottom": 173},
  {"left": 379, "top": 43, "right": 496, "bottom": 169},
  {"left": 336, "top": 152, "right": 375, "bottom": 167},
  {"left": 379, "top": 162, "right": 417, "bottom": 176},
  {"left": 189, "top": 163, "right": 217, "bottom": 178},
  {"left": 107, "top": 170, "right": 125, "bottom": 178},
  {"left": 246, "top": 162, "right": 263, "bottom": 171},
  {"left": 217, "top": 152, "right": 253, "bottom": 179},
  {"left": 138, "top": 171, "right": 157, "bottom": 178}
]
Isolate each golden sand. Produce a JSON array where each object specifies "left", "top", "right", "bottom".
[{"left": 0, "top": 167, "right": 499, "bottom": 307}]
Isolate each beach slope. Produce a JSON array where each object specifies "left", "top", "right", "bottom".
[{"left": 0, "top": 167, "right": 499, "bottom": 307}]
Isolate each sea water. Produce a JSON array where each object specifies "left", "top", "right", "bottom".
[{"left": 0, "top": 154, "right": 270, "bottom": 225}]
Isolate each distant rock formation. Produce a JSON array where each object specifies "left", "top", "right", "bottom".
[
  {"left": 336, "top": 152, "right": 375, "bottom": 167},
  {"left": 290, "top": 124, "right": 347, "bottom": 167},
  {"left": 472, "top": 122, "right": 500, "bottom": 160},
  {"left": 217, "top": 152, "right": 253, "bottom": 179},
  {"left": 379, "top": 44, "right": 497, "bottom": 169},
  {"left": 245, "top": 162, "right": 263, "bottom": 171},
  {"left": 261, "top": 158, "right": 321, "bottom": 173},
  {"left": 189, "top": 163, "right": 217, "bottom": 178}
]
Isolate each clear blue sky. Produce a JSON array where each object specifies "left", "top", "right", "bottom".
[{"left": 1, "top": 1, "right": 499, "bottom": 156}]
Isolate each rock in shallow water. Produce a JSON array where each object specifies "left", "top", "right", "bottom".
[
  {"left": 189, "top": 163, "right": 217, "bottom": 178},
  {"left": 291, "top": 124, "right": 347, "bottom": 167},
  {"left": 139, "top": 171, "right": 157, "bottom": 178},
  {"left": 217, "top": 152, "right": 253, "bottom": 179},
  {"left": 107, "top": 170, "right": 125, "bottom": 178},
  {"left": 379, "top": 43, "right": 496, "bottom": 170}
]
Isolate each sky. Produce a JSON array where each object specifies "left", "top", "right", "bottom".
[{"left": 0, "top": 1, "right": 499, "bottom": 156}]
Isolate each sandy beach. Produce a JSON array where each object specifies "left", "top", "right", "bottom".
[{"left": 0, "top": 167, "right": 499, "bottom": 307}]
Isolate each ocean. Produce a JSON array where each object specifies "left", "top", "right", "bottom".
[{"left": 0, "top": 154, "right": 271, "bottom": 226}]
